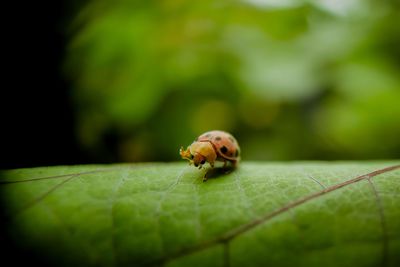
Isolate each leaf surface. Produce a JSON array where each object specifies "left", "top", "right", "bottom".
[{"left": 1, "top": 162, "right": 400, "bottom": 267}]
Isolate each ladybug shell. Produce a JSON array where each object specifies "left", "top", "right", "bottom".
[{"left": 196, "top": 130, "right": 240, "bottom": 161}]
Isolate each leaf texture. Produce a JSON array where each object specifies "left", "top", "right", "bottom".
[{"left": 1, "top": 162, "right": 399, "bottom": 267}]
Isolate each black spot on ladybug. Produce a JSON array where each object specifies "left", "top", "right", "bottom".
[
  {"left": 200, "top": 159, "right": 206, "bottom": 164},
  {"left": 215, "top": 136, "right": 221, "bottom": 141},
  {"left": 220, "top": 146, "right": 228, "bottom": 154}
]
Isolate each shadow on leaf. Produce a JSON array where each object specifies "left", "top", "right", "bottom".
[{"left": 204, "top": 167, "right": 235, "bottom": 181}]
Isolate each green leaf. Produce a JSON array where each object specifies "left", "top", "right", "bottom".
[{"left": 1, "top": 162, "right": 400, "bottom": 267}]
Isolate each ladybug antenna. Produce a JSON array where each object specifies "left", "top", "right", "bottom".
[{"left": 180, "top": 146, "right": 192, "bottom": 161}]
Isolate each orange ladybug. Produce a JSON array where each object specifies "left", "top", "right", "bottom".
[{"left": 180, "top": 130, "right": 240, "bottom": 172}]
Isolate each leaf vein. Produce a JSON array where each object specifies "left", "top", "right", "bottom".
[
  {"left": 110, "top": 171, "right": 129, "bottom": 267},
  {"left": 232, "top": 171, "right": 256, "bottom": 218},
  {"left": 11, "top": 174, "right": 79, "bottom": 217},
  {"left": 306, "top": 174, "right": 326, "bottom": 189},
  {"left": 154, "top": 166, "right": 189, "bottom": 257},
  {"left": 0, "top": 169, "right": 118, "bottom": 184},
  {"left": 367, "top": 178, "right": 388, "bottom": 266},
  {"left": 152, "top": 164, "right": 400, "bottom": 265}
]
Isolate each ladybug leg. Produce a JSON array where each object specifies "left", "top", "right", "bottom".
[
  {"left": 223, "top": 160, "right": 227, "bottom": 168},
  {"left": 231, "top": 160, "right": 238, "bottom": 169}
]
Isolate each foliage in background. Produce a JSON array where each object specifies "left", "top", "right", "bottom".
[{"left": 65, "top": 0, "right": 400, "bottom": 163}]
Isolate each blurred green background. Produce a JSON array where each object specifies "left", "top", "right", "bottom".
[
  {"left": 6, "top": 0, "right": 399, "bottom": 169},
  {"left": 62, "top": 0, "right": 400, "bottom": 163},
  {"left": 63, "top": 0, "right": 400, "bottom": 163}
]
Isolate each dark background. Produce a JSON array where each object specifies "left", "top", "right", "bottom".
[
  {"left": 2, "top": 1, "right": 87, "bottom": 169},
  {"left": 1, "top": 1, "right": 79, "bottom": 264}
]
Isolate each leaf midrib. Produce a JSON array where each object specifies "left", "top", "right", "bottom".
[{"left": 153, "top": 164, "right": 399, "bottom": 266}]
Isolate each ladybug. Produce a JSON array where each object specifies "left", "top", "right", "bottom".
[{"left": 180, "top": 130, "right": 240, "bottom": 172}]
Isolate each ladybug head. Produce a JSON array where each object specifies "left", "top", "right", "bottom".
[
  {"left": 189, "top": 141, "right": 217, "bottom": 169},
  {"left": 192, "top": 153, "right": 206, "bottom": 168},
  {"left": 179, "top": 141, "right": 217, "bottom": 169},
  {"left": 180, "top": 141, "right": 217, "bottom": 169},
  {"left": 180, "top": 146, "right": 206, "bottom": 168}
]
